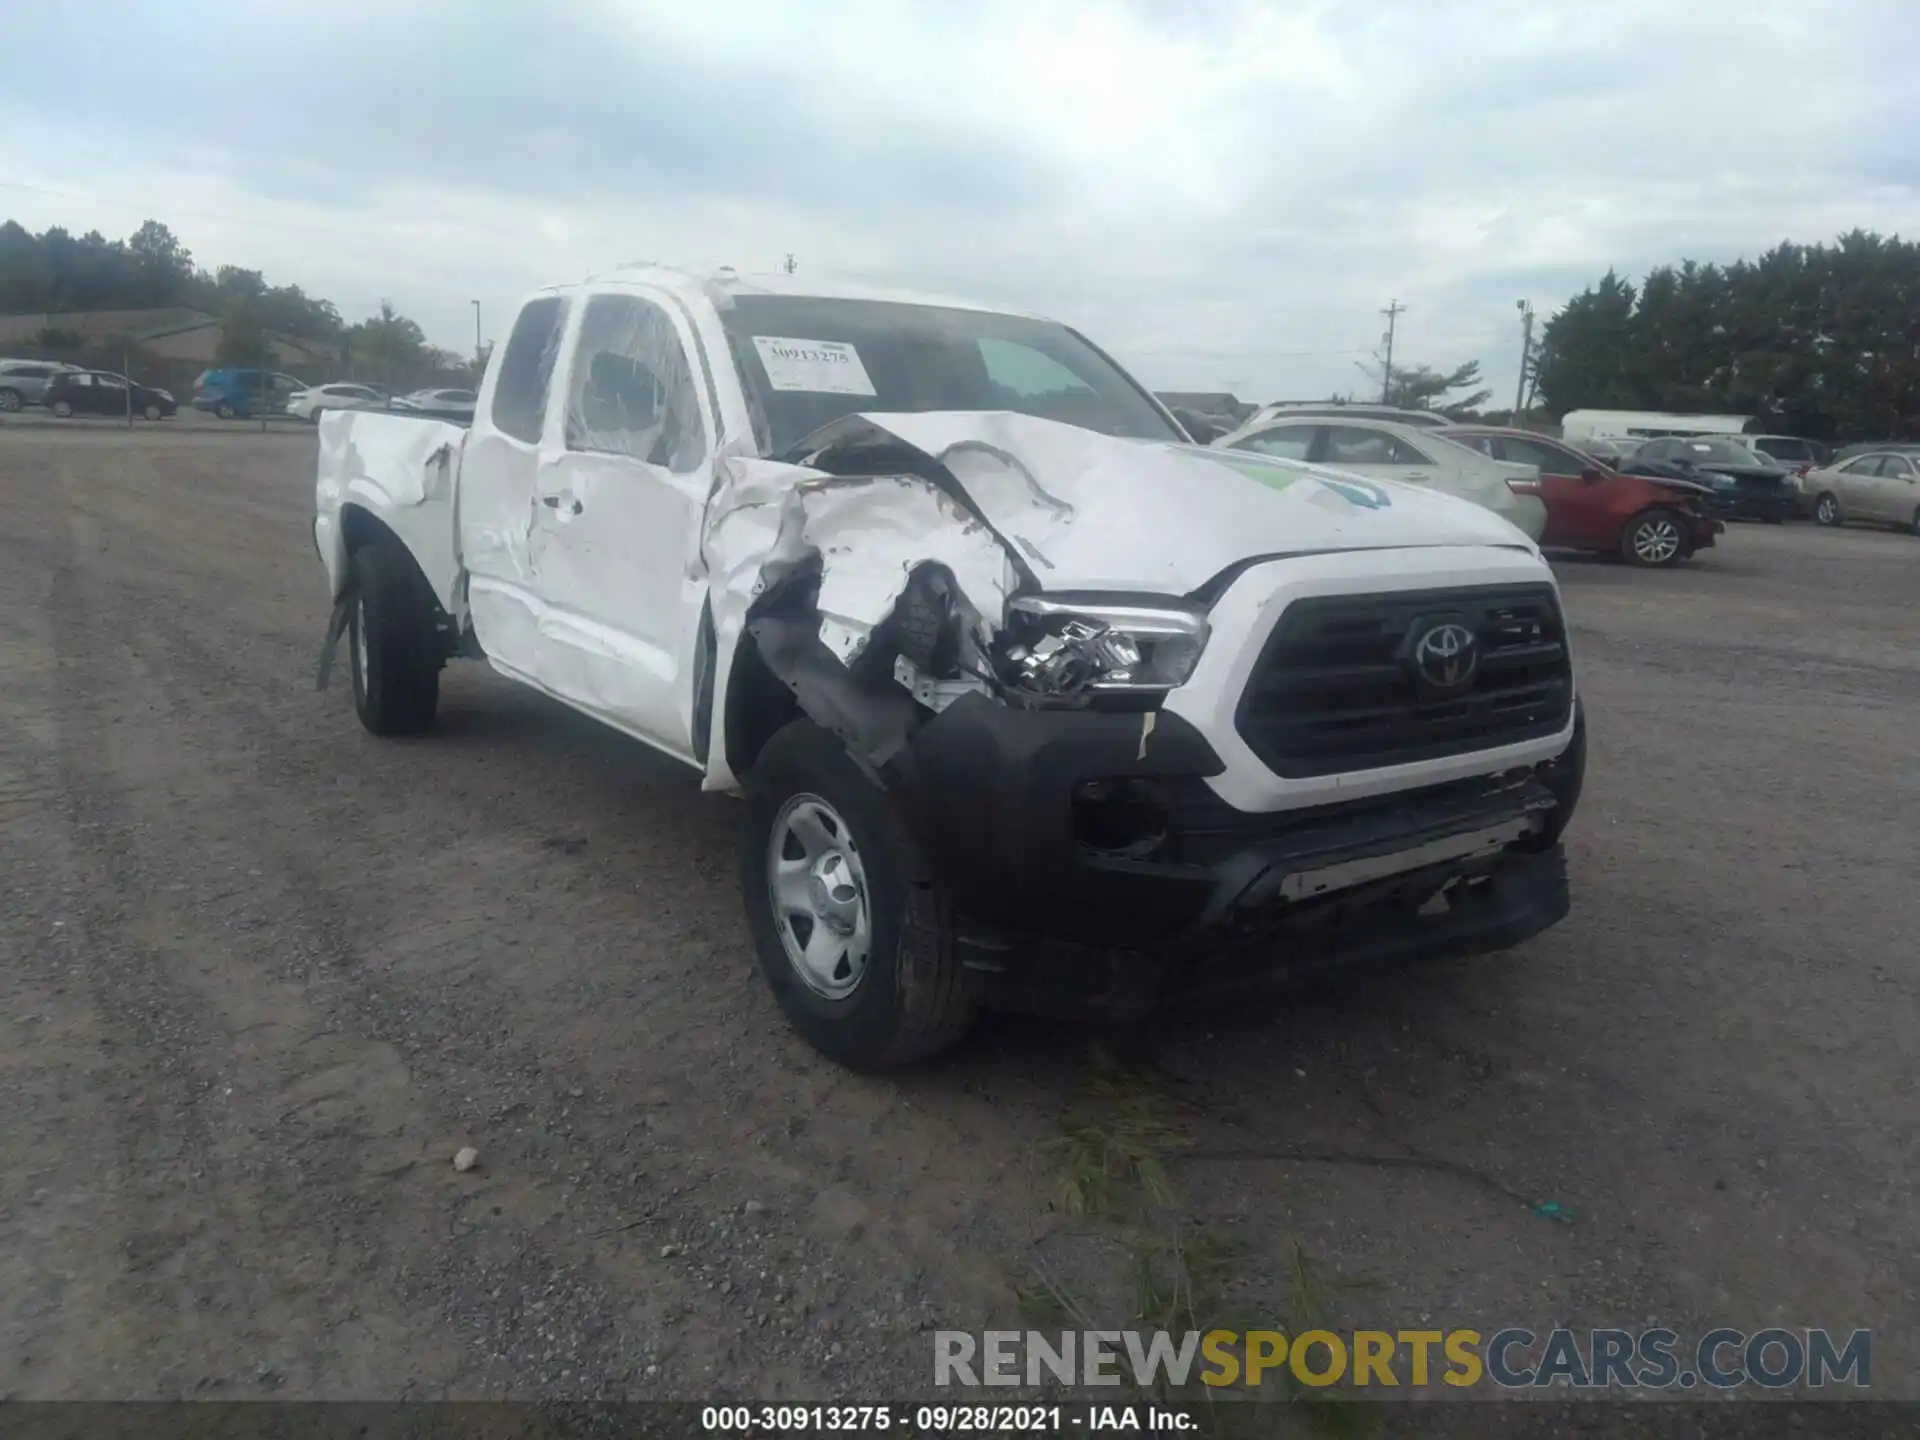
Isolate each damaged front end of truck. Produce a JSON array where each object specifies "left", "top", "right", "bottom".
[{"left": 703, "top": 412, "right": 1583, "bottom": 1021}]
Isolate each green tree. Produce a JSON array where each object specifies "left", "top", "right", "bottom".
[
  {"left": 344, "top": 300, "right": 430, "bottom": 383},
  {"left": 216, "top": 296, "right": 271, "bottom": 363},
  {"left": 1360, "top": 358, "right": 1492, "bottom": 414}
]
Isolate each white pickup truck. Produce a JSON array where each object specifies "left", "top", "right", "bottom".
[{"left": 314, "top": 266, "right": 1584, "bottom": 1069}]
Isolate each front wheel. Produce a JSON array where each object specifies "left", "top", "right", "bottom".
[
  {"left": 741, "top": 719, "right": 976, "bottom": 1069},
  {"left": 347, "top": 540, "right": 442, "bottom": 735},
  {"left": 1910, "top": 507, "right": 1920, "bottom": 538},
  {"left": 1620, "top": 508, "right": 1686, "bottom": 567},
  {"left": 142, "top": 403, "right": 162, "bottom": 422},
  {"left": 1814, "top": 492, "right": 1840, "bottom": 526},
  {"left": 0, "top": 388, "right": 23, "bottom": 412}
]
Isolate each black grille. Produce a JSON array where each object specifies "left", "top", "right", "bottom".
[{"left": 1236, "top": 584, "right": 1572, "bottom": 778}]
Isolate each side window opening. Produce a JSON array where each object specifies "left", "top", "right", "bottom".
[
  {"left": 491, "top": 295, "right": 569, "bottom": 445},
  {"left": 564, "top": 293, "right": 707, "bottom": 472}
]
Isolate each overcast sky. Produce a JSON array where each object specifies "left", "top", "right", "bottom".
[{"left": 3, "top": 0, "right": 1916, "bottom": 403}]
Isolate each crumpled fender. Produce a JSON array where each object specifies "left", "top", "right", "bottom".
[{"left": 699, "top": 446, "right": 1013, "bottom": 790}]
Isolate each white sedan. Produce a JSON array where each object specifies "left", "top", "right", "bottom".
[
  {"left": 287, "top": 383, "right": 388, "bottom": 422},
  {"left": 1803, "top": 450, "right": 1920, "bottom": 533},
  {"left": 1210, "top": 414, "right": 1548, "bottom": 540}
]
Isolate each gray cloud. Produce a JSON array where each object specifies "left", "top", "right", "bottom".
[{"left": 2, "top": 0, "right": 1916, "bottom": 403}]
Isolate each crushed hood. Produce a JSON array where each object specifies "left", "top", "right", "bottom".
[{"left": 817, "top": 411, "right": 1537, "bottom": 596}]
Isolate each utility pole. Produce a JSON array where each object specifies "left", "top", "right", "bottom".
[
  {"left": 1379, "top": 300, "right": 1405, "bottom": 404},
  {"left": 471, "top": 300, "right": 483, "bottom": 367},
  {"left": 782, "top": 253, "right": 797, "bottom": 275},
  {"left": 1514, "top": 300, "right": 1536, "bottom": 419}
]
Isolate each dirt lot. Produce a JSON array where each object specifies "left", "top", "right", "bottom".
[{"left": 2, "top": 428, "right": 1916, "bottom": 1409}]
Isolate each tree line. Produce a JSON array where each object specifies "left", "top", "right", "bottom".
[
  {"left": 1532, "top": 230, "right": 1920, "bottom": 442},
  {"left": 0, "top": 217, "right": 464, "bottom": 379}
]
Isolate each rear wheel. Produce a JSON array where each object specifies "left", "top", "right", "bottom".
[
  {"left": 1911, "top": 506, "right": 1920, "bottom": 538},
  {"left": 347, "top": 541, "right": 442, "bottom": 735},
  {"left": 50, "top": 400, "right": 72, "bottom": 418},
  {"left": 741, "top": 719, "right": 975, "bottom": 1069},
  {"left": 1814, "top": 492, "right": 1840, "bottom": 526},
  {"left": 0, "top": 388, "right": 22, "bottom": 412},
  {"left": 1620, "top": 508, "right": 1686, "bottom": 567},
  {"left": 215, "top": 401, "right": 236, "bottom": 420}
]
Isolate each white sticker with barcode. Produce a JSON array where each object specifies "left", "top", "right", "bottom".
[{"left": 751, "top": 336, "right": 877, "bottom": 396}]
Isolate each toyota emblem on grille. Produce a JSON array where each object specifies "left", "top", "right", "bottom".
[{"left": 1412, "top": 621, "right": 1479, "bottom": 689}]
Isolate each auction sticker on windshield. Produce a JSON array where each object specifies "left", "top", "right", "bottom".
[{"left": 752, "top": 336, "right": 877, "bottom": 396}]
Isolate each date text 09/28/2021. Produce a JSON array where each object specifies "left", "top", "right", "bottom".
[{"left": 702, "top": 1406, "right": 1188, "bottom": 1432}]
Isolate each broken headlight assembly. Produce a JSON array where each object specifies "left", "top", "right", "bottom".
[{"left": 995, "top": 597, "right": 1209, "bottom": 702}]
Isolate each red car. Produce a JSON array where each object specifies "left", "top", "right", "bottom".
[{"left": 1437, "top": 426, "right": 1724, "bottom": 567}]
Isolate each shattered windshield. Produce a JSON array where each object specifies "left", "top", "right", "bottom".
[{"left": 716, "top": 295, "right": 1183, "bottom": 455}]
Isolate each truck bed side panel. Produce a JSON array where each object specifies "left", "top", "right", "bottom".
[{"left": 314, "top": 410, "right": 469, "bottom": 613}]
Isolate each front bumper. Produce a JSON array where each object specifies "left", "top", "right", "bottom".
[
  {"left": 1688, "top": 513, "right": 1724, "bottom": 549},
  {"left": 1704, "top": 488, "right": 1795, "bottom": 522},
  {"left": 884, "top": 693, "right": 1582, "bottom": 1019}
]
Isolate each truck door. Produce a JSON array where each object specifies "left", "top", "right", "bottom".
[
  {"left": 527, "top": 288, "right": 714, "bottom": 761},
  {"left": 460, "top": 294, "right": 570, "bottom": 682}
]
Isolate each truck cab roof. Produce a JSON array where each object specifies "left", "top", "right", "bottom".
[{"left": 572, "top": 264, "right": 1050, "bottom": 323}]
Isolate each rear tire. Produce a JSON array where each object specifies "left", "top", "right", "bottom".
[
  {"left": 1814, "top": 492, "right": 1840, "bottom": 526},
  {"left": 215, "top": 401, "right": 235, "bottom": 420},
  {"left": 0, "top": 388, "right": 22, "bottom": 412},
  {"left": 347, "top": 541, "right": 441, "bottom": 736},
  {"left": 1911, "top": 507, "right": 1920, "bottom": 538},
  {"left": 1620, "top": 508, "right": 1686, "bottom": 567},
  {"left": 741, "top": 719, "right": 976, "bottom": 1069},
  {"left": 50, "top": 400, "right": 72, "bottom": 418}
]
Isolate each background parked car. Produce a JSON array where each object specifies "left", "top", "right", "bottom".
[
  {"left": 287, "top": 382, "right": 389, "bottom": 422},
  {"left": 1743, "top": 433, "right": 1828, "bottom": 474},
  {"left": 1244, "top": 401, "right": 1454, "bottom": 429},
  {"left": 193, "top": 368, "right": 307, "bottom": 419},
  {"left": 1619, "top": 437, "right": 1798, "bottom": 523},
  {"left": 1802, "top": 451, "right": 1920, "bottom": 533},
  {"left": 1832, "top": 439, "right": 1920, "bottom": 464},
  {"left": 1211, "top": 413, "right": 1548, "bottom": 539},
  {"left": 1438, "top": 425, "right": 1721, "bottom": 567},
  {"left": 43, "top": 369, "right": 177, "bottom": 420},
  {"left": 390, "top": 387, "right": 478, "bottom": 423},
  {"left": 0, "top": 358, "right": 80, "bottom": 411}
]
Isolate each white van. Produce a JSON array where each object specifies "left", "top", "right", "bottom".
[{"left": 1559, "top": 410, "right": 1752, "bottom": 449}]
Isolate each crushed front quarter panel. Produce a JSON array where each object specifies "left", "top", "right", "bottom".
[{"left": 699, "top": 451, "right": 1014, "bottom": 789}]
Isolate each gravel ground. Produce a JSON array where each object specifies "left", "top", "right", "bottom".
[{"left": 1, "top": 427, "right": 1915, "bottom": 1409}]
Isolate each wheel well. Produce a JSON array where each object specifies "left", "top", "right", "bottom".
[
  {"left": 723, "top": 634, "right": 801, "bottom": 781},
  {"left": 338, "top": 504, "right": 459, "bottom": 655}
]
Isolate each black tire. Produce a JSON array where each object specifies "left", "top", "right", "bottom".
[
  {"left": 741, "top": 719, "right": 975, "bottom": 1069},
  {"left": 347, "top": 540, "right": 441, "bottom": 735},
  {"left": 215, "top": 401, "right": 235, "bottom": 420},
  {"left": 0, "top": 388, "right": 23, "bottom": 412},
  {"left": 1814, "top": 492, "right": 1841, "bottom": 527},
  {"left": 1619, "top": 508, "right": 1687, "bottom": 567},
  {"left": 50, "top": 400, "right": 72, "bottom": 418}
]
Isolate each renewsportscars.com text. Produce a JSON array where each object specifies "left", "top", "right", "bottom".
[{"left": 934, "top": 1327, "right": 1871, "bottom": 1391}]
